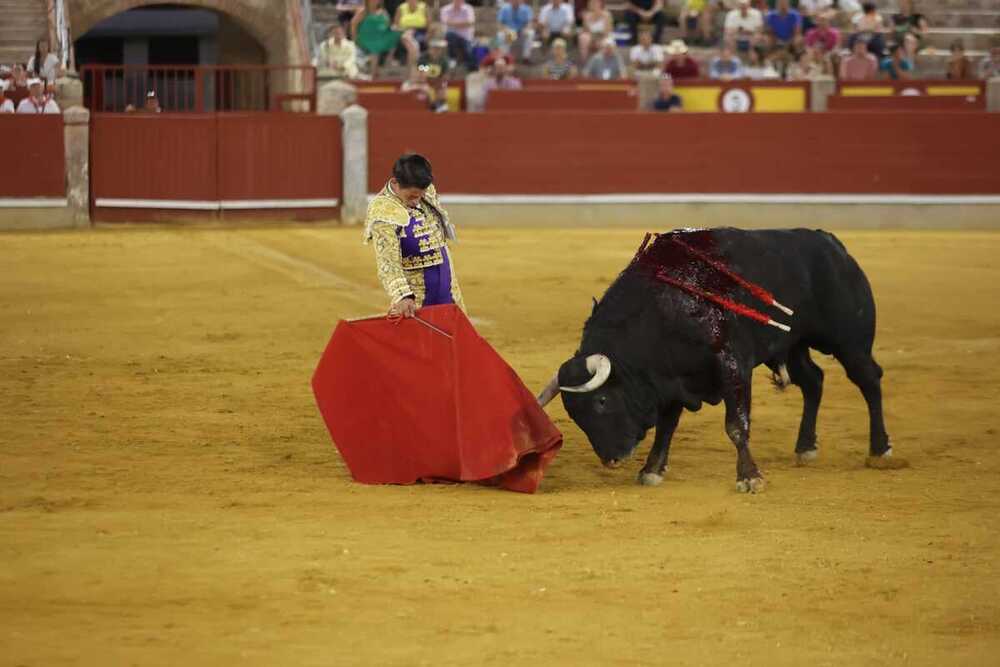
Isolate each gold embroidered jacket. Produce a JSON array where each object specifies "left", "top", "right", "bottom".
[{"left": 364, "top": 182, "right": 465, "bottom": 310}]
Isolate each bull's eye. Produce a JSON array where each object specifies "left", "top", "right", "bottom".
[{"left": 594, "top": 394, "right": 608, "bottom": 413}]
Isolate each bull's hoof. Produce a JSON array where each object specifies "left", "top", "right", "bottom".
[
  {"left": 736, "top": 476, "right": 765, "bottom": 494},
  {"left": 638, "top": 471, "right": 664, "bottom": 486},
  {"left": 795, "top": 448, "right": 819, "bottom": 466},
  {"left": 865, "top": 448, "right": 909, "bottom": 470}
]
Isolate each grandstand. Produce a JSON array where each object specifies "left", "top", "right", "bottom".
[{"left": 304, "top": 0, "right": 1000, "bottom": 80}]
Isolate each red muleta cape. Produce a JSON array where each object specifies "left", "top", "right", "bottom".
[{"left": 311, "top": 304, "right": 563, "bottom": 493}]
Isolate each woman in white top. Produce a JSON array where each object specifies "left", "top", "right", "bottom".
[
  {"left": 1, "top": 98, "right": 14, "bottom": 113},
  {"left": 27, "top": 39, "right": 61, "bottom": 83},
  {"left": 578, "top": 0, "right": 613, "bottom": 63}
]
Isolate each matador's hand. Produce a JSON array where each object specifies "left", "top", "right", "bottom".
[{"left": 390, "top": 297, "right": 417, "bottom": 319}]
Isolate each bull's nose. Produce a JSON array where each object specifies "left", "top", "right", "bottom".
[{"left": 603, "top": 459, "right": 621, "bottom": 469}]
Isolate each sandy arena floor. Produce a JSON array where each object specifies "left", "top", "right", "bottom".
[{"left": 2, "top": 225, "right": 999, "bottom": 666}]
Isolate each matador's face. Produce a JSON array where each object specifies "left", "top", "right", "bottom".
[{"left": 390, "top": 179, "right": 426, "bottom": 208}]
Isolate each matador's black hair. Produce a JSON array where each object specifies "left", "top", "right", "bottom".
[{"left": 392, "top": 153, "right": 434, "bottom": 189}]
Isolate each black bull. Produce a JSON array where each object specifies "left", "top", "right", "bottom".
[{"left": 537, "top": 228, "right": 897, "bottom": 492}]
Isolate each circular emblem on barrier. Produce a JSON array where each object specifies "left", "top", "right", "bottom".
[{"left": 719, "top": 87, "right": 753, "bottom": 113}]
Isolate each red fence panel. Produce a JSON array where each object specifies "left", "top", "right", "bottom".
[
  {"left": 0, "top": 115, "right": 65, "bottom": 198},
  {"left": 217, "top": 114, "right": 342, "bottom": 201},
  {"left": 91, "top": 113, "right": 342, "bottom": 221},
  {"left": 91, "top": 114, "right": 218, "bottom": 202},
  {"left": 368, "top": 111, "right": 1000, "bottom": 195}
]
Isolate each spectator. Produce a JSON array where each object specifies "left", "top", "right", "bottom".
[
  {"left": 401, "top": 64, "right": 437, "bottom": 109},
  {"left": 744, "top": 46, "right": 780, "bottom": 79},
  {"left": 543, "top": 37, "right": 578, "bottom": 79},
  {"left": 766, "top": 0, "right": 802, "bottom": 52},
  {"left": 393, "top": 0, "right": 429, "bottom": 66},
  {"left": 724, "top": 0, "right": 764, "bottom": 53},
  {"left": 352, "top": 0, "right": 401, "bottom": 79},
  {"left": 584, "top": 39, "right": 626, "bottom": 80},
  {"left": 798, "top": 0, "right": 834, "bottom": 30},
  {"left": 978, "top": 45, "right": 1000, "bottom": 80},
  {"left": 578, "top": 0, "right": 613, "bottom": 63},
  {"left": 1, "top": 97, "right": 13, "bottom": 113},
  {"left": 891, "top": 0, "right": 928, "bottom": 47},
  {"left": 709, "top": 44, "right": 744, "bottom": 79},
  {"left": 625, "top": 0, "right": 666, "bottom": 46},
  {"left": 441, "top": 0, "right": 476, "bottom": 70},
  {"left": 663, "top": 39, "right": 701, "bottom": 79},
  {"left": 317, "top": 23, "right": 360, "bottom": 79},
  {"left": 538, "top": 0, "right": 575, "bottom": 45},
  {"left": 0, "top": 65, "right": 11, "bottom": 94},
  {"left": 629, "top": 26, "right": 664, "bottom": 75},
  {"left": 804, "top": 14, "right": 839, "bottom": 52},
  {"left": 27, "top": 39, "right": 61, "bottom": 83},
  {"left": 16, "top": 78, "right": 59, "bottom": 114},
  {"left": 418, "top": 38, "right": 452, "bottom": 110},
  {"left": 498, "top": 0, "right": 536, "bottom": 62},
  {"left": 6, "top": 65, "right": 30, "bottom": 107},
  {"left": 947, "top": 40, "right": 971, "bottom": 80},
  {"left": 126, "top": 90, "right": 163, "bottom": 113},
  {"left": 679, "top": 0, "right": 714, "bottom": 47},
  {"left": 336, "top": 0, "right": 365, "bottom": 30},
  {"left": 652, "top": 74, "right": 682, "bottom": 111},
  {"left": 879, "top": 42, "right": 912, "bottom": 80},
  {"left": 835, "top": 0, "right": 862, "bottom": 27},
  {"left": 851, "top": 2, "right": 885, "bottom": 56},
  {"left": 479, "top": 37, "right": 514, "bottom": 70},
  {"left": 483, "top": 58, "right": 523, "bottom": 96},
  {"left": 786, "top": 45, "right": 828, "bottom": 79},
  {"left": 839, "top": 36, "right": 877, "bottom": 80}
]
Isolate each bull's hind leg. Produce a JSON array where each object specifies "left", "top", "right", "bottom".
[
  {"left": 638, "top": 402, "right": 683, "bottom": 486},
  {"left": 787, "top": 345, "right": 824, "bottom": 464},
  {"left": 720, "top": 362, "right": 763, "bottom": 493},
  {"left": 836, "top": 352, "right": 904, "bottom": 468}
]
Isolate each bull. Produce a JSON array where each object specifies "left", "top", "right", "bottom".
[{"left": 537, "top": 228, "right": 898, "bottom": 492}]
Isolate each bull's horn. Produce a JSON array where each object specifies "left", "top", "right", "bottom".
[
  {"left": 560, "top": 354, "right": 612, "bottom": 393},
  {"left": 536, "top": 374, "right": 560, "bottom": 407}
]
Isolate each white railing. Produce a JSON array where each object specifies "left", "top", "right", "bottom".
[
  {"left": 300, "top": 0, "right": 320, "bottom": 64},
  {"left": 55, "top": 0, "right": 71, "bottom": 69}
]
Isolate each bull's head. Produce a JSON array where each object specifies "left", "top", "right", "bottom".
[{"left": 538, "top": 354, "right": 646, "bottom": 468}]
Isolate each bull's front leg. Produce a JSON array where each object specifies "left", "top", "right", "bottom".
[
  {"left": 721, "top": 364, "right": 764, "bottom": 494},
  {"left": 638, "top": 402, "right": 683, "bottom": 486}
]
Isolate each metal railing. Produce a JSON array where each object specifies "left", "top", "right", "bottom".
[
  {"left": 300, "top": 0, "right": 320, "bottom": 65},
  {"left": 54, "top": 0, "right": 71, "bottom": 70},
  {"left": 80, "top": 65, "right": 318, "bottom": 113}
]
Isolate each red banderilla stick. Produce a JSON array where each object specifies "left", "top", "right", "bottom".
[
  {"left": 656, "top": 271, "right": 791, "bottom": 333},
  {"left": 670, "top": 237, "right": 794, "bottom": 317}
]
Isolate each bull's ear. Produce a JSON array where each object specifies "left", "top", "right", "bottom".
[{"left": 591, "top": 297, "right": 599, "bottom": 315}]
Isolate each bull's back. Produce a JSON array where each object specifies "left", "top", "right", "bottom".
[{"left": 710, "top": 228, "right": 877, "bottom": 355}]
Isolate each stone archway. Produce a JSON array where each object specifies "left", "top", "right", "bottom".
[{"left": 69, "top": 0, "right": 291, "bottom": 65}]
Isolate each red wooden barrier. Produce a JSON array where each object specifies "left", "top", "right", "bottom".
[
  {"left": 91, "top": 114, "right": 217, "bottom": 202},
  {"left": 486, "top": 88, "right": 637, "bottom": 111},
  {"left": 91, "top": 113, "right": 342, "bottom": 221},
  {"left": 0, "top": 115, "right": 65, "bottom": 198},
  {"left": 368, "top": 111, "right": 1000, "bottom": 195},
  {"left": 828, "top": 94, "right": 985, "bottom": 111},
  {"left": 217, "top": 114, "right": 342, "bottom": 201}
]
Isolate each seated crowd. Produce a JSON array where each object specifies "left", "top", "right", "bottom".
[
  {"left": 1, "top": 39, "right": 64, "bottom": 114},
  {"left": 315, "top": 0, "right": 1000, "bottom": 110}
]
